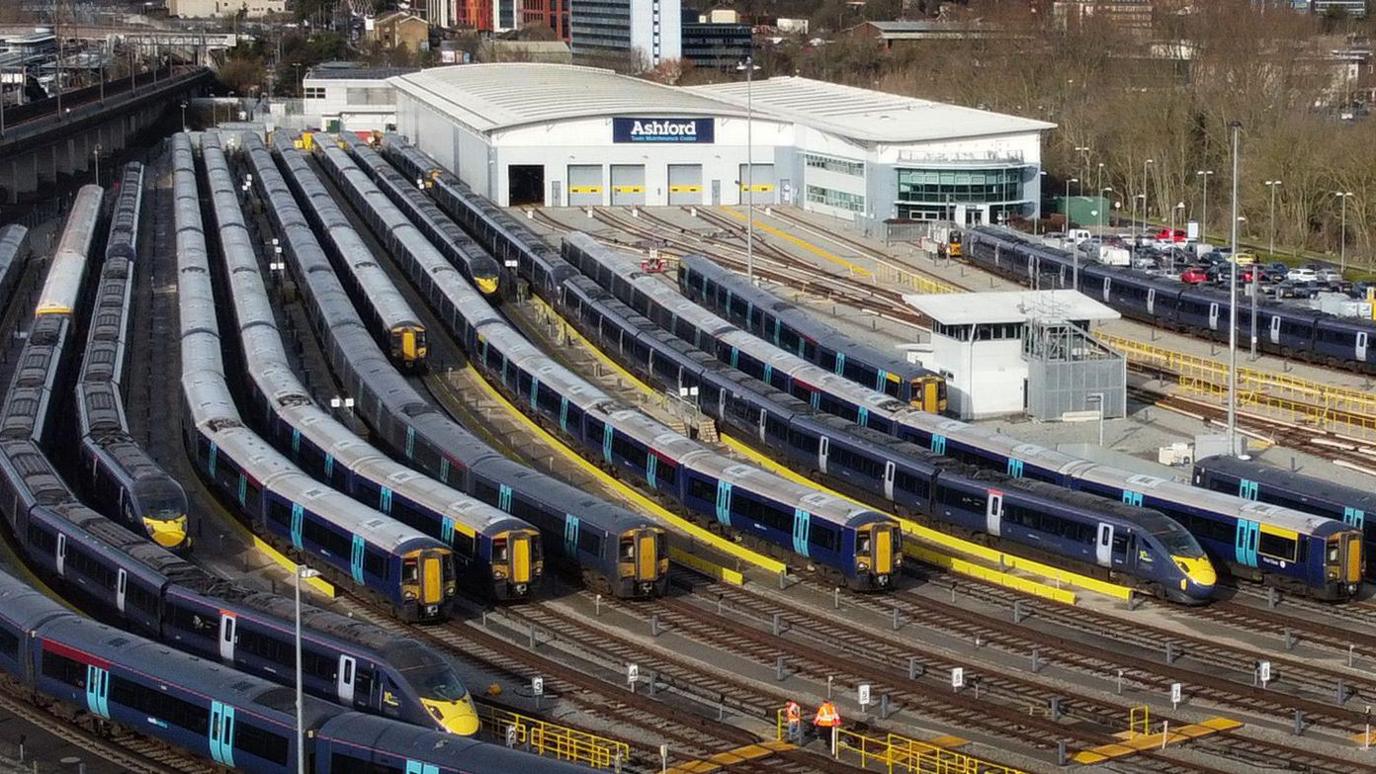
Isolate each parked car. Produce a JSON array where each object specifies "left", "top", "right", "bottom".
[
  {"left": 1315, "top": 267, "right": 1342, "bottom": 283},
  {"left": 1286, "top": 267, "right": 1319, "bottom": 282},
  {"left": 1231, "top": 252, "right": 1257, "bottom": 265},
  {"left": 1180, "top": 266, "right": 1210, "bottom": 284},
  {"left": 1275, "top": 279, "right": 1320, "bottom": 299}
]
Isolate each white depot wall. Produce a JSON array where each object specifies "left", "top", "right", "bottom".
[
  {"left": 932, "top": 335, "right": 1027, "bottom": 420},
  {"left": 490, "top": 114, "right": 792, "bottom": 206},
  {"left": 396, "top": 93, "right": 495, "bottom": 198}
]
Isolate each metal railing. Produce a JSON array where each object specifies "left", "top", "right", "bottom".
[
  {"left": 775, "top": 709, "right": 1025, "bottom": 774},
  {"left": 478, "top": 705, "right": 631, "bottom": 770}
]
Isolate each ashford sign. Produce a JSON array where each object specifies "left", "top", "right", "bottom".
[{"left": 613, "top": 117, "right": 715, "bottom": 143}]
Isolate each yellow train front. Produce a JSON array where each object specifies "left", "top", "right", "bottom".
[
  {"left": 911, "top": 374, "right": 949, "bottom": 414},
  {"left": 616, "top": 526, "right": 669, "bottom": 596},
  {"left": 488, "top": 527, "right": 544, "bottom": 600},
  {"left": 390, "top": 323, "right": 429, "bottom": 368},
  {"left": 851, "top": 519, "right": 903, "bottom": 590},
  {"left": 947, "top": 230, "right": 963, "bottom": 259},
  {"left": 400, "top": 546, "right": 456, "bottom": 621}
]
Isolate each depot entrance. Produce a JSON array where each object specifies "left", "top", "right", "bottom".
[{"left": 508, "top": 164, "right": 545, "bottom": 206}]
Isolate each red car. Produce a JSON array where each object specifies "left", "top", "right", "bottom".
[{"left": 1180, "top": 266, "right": 1209, "bottom": 284}]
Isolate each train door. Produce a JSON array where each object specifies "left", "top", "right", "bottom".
[
  {"left": 1146, "top": 288, "right": 1156, "bottom": 315},
  {"left": 757, "top": 409, "right": 767, "bottom": 444},
  {"left": 883, "top": 461, "right": 895, "bottom": 501},
  {"left": 1208, "top": 302, "right": 1220, "bottom": 331},
  {"left": 219, "top": 613, "right": 236, "bottom": 661},
  {"left": 55, "top": 533, "right": 65, "bottom": 576},
  {"left": 337, "top": 655, "right": 356, "bottom": 705},
  {"left": 208, "top": 701, "right": 236, "bottom": 768},
  {"left": 116, "top": 569, "right": 127, "bottom": 614},
  {"left": 636, "top": 530, "right": 658, "bottom": 583},
  {"left": 818, "top": 436, "right": 829, "bottom": 474},
  {"left": 1345, "top": 532, "right": 1362, "bottom": 585},
  {"left": 1269, "top": 316, "right": 1281, "bottom": 345},
  {"left": 985, "top": 490, "right": 1003, "bottom": 537},
  {"left": 1358, "top": 331, "right": 1368, "bottom": 362},
  {"left": 512, "top": 537, "right": 532, "bottom": 586},
  {"left": 1095, "top": 524, "right": 1113, "bottom": 567},
  {"left": 421, "top": 552, "right": 443, "bottom": 606}
]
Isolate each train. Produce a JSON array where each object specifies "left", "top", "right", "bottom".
[
  {"left": 585, "top": 237, "right": 1361, "bottom": 598},
  {"left": 965, "top": 226, "right": 1375, "bottom": 373},
  {"left": 0, "top": 142, "right": 480, "bottom": 737},
  {"left": 274, "top": 133, "right": 428, "bottom": 369},
  {"left": 0, "top": 566, "right": 588, "bottom": 773},
  {"left": 74, "top": 162, "right": 192, "bottom": 551},
  {"left": 335, "top": 132, "right": 504, "bottom": 297},
  {"left": 236, "top": 132, "right": 666, "bottom": 599},
  {"left": 676, "top": 253, "right": 948, "bottom": 412},
  {"left": 175, "top": 137, "right": 458, "bottom": 624},
  {"left": 199, "top": 132, "right": 542, "bottom": 602},
  {"left": 0, "top": 224, "right": 28, "bottom": 320},
  {"left": 370, "top": 134, "right": 906, "bottom": 591},
  {"left": 549, "top": 234, "right": 1213, "bottom": 602},
  {"left": 1192, "top": 454, "right": 1373, "bottom": 577}
]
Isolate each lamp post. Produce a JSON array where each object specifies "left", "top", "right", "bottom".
[
  {"left": 1037, "top": 170, "right": 1047, "bottom": 234},
  {"left": 1074, "top": 145, "right": 1090, "bottom": 193},
  {"left": 1, "top": 67, "right": 6, "bottom": 136},
  {"left": 1335, "top": 190, "right": 1354, "bottom": 276},
  {"left": 1172, "top": 202, "right": 1185, "bottom": 273},
  {"left": 1260, "top": 180, "right": 1282, "bottom": 359},
  {"left": 93, "top": 144, "right": 101, "bottom": 185},
  {"left": 180, "top": 100, "right": 187, "bottom": 131},
  {"left": 1096, "top": 162, "right": 1105, "bottom": 231},
  {"left": 295, "top": 565, "right": 321, "bottom": 774},
  {"left": 1226, "top": 122, "right": 1241, "bottom": 457},
  {"left": 1064, "top": 177, "right": 1078, "bottom": 242},
  {"left": 1196, "top": 169, "right": 1214, "bottom": 246},
  {"left": 736, "top": 53, "right": 758, "bottom": 281},
  {"left": 1142, "top": 158, "right": 1154, "bottom": 243}
]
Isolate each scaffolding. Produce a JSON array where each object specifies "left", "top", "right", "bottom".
[{"left": 1022, "top": 293, "right": 1126, "bottom": 422}]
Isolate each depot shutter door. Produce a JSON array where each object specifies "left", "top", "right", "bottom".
[
  {"left": 611, "top": 164, "right": 646, "bottom": 206},
  {"left": 738, "top": 163, "right": 776, "bottom": 204},
  {"left": 567, "top": 165, "right": 603, "bottom": 206},
  {"left": 668, "top": 164, "right": 703, "bottom": 205}
]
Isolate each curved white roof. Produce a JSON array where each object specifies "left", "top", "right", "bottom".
[
  {"left": 388, "top": 64, "right": 747, "bottom": 133},
  {"left": 688, "top": 76, "right": 1055, "bottom": 143}
]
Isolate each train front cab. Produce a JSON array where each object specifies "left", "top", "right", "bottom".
[
  {"left": 618, "top": 526, "right": 669, "bottom": 596},
  {"left": 912, "top": 375, "right": 948, "bottom": 414},
  {"left": 492, "top": 528, "right": 543, "bottom": 600},
  {"left": 1325, "top": 530, "right": 1363, "bottom": 599},
  {"left": 391, "top": 325, "right": 428, "bottom": 368},
  {"left": 947, "top": 230, "right": 963, "bottom": 259},
  {"left": 853, "top": 520, "right": 902, "bottom": 590},
  {"left": 402, "top": 548, "right": 455, "bottom": 622}
]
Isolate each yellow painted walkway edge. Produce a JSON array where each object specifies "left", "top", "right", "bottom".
[
  {"left": 909, "top": 546, "right": 1076, "bottom": 605},
  {"left": 720, "top": 434, "right": 1126, "bottom": 602},
  {"left": 249, "top": 533, "right": 337, "bottom": 597},
  {"left": 716, "top": 207, "right": 874, "bottom": 278},
  {"left": 458, "top": 363, "right": 779, "bottom": 579}
]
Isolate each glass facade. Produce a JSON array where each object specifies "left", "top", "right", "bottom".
[
  {"left": 806, "top": 185, "right": 865, "bottom": 213},
  {"left": 895, "top": 165, "right": 1032, "bottom": 221},
  {"left": 805, "top": 153, "right": 864, "bottom": 177}
]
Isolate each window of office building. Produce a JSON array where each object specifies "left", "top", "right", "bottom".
[
  {"left": 896, "top": 167, "right": 1025, "bottom": 205},
  {"left": 303, "top": 86, "right": 327, "bottom": 99},
  {"left": 805, "top": 185, "right": 864, "bottom": 213},
  {"left": 345, "top": 87, "right": 393, "bottom": 106},
  {"left": 804, "top": 153, "right": 864, "bottom": 177}
]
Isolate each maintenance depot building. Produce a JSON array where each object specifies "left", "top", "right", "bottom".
[{"left": 387, "top": 63, "right": 1054, "bottom": 227}]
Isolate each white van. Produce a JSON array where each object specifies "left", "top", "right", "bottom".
[{"left": 1067, "top": 229, "right": 1092, "bottom": 245}]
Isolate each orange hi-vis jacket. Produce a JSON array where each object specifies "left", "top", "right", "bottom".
[
  {"left": 813, "top": 701, "right": 841, "bottom": 728},
  {"left": 785, "top": 702, "right": 801, "bottom": 724}
]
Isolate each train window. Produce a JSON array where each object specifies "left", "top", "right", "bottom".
[
  {"left": 364, "top": 548, "right": 388, "bottom": 580},
  {"left": 733, "top": 492, "right": 792, "bottom": 533},
  {"left": 809, "top": 524, "right": 840, "bottom": 552},
  {"left": 0, "top": 627, "right": 18, "bottom": 660},
  {"left": 1258, "top": 532, "right": 1297, "bottom": 562},
  {"left": 266, "top": 499, "right": 292, "bottom": 527},
  {"left": 232, "top": 722, "right": 289, "bottom": 766},
  {"left": 26, "top": 525, "right": 55, "bottom": 553},
  {"left": 329, "top": 753, "right": 404, "bottom": 774},
  {"left": 655, "top": 457, "right": 679, "bottom": 488},
  {"left": 687, "top": 477, "right": 716, "bottom": 504},
  {"left": 577, "top": 528, "right": 603, "bottom": 557},
  {"left": 109, "top": 675, "right": 210, "bottom": 734},
  {"left": 787, "top": 428, "right": 814, "bottom": 451},
  {"left": 402, "top": 559, "right": 419, "bottom": 584},
  {"left": 855, "top": 531, "right": 871, "bottom": 556},
  {"left": 41, "top": 650, "right": 87, "bottom": 688},
  {"left": 611, "top": 434, "right": 648, "bottom": 470}
]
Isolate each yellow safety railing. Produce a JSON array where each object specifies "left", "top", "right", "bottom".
[
  {"left": 1102, "top": 332, "right": 1376, "bottom": 438},
  {"left": 479, "top": 705, "right": 630, "bottom": 770},
  {"left": 871, "top": 263, "right": 963, "bottom": 295},
  {"left": 1129, "top": 705, "right": 1151, "bottom": 738},
  {"left": 775, "top": 709, "right": 1026, "bottom": 774}
]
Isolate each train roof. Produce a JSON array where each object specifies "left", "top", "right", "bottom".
[
  {"left": 36, "top": 185, "right": 103, "bottom": 316},
  {"left": 1196, "top": 454, "right": 1376, "bottom": 510},
  {"left": 0, "top": 568, "right": 76, "bottom": 632},
  {"left": 315, "top": 713, "right": 590, "bottom": 772}
]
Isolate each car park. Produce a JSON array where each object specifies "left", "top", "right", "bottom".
[{"left": 1274, "top": 279, "right": 1320, "bottom": 299}]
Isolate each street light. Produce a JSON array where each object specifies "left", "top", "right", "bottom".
[
  {"left": 1074, "top": 145, "right": 1091, "bottom": 193},
  {"left": 1335, "top": 191, "right": 1354, "bottom": 275},
  {"left": 1064, "top": 177, "right": 1078, "bottom": 243},
  {"left": 1196, "top": 169, "right": 1214, "bottom": 246},
  {"left": 1259, "top": 180, "right": 1282, "bottom": 359},
  {"left": 1088, "top": 392, "right": 1105, "bottom": 447},
  {"left": 1226, "top": 122, "right": 1242, "bottom": 458},
  {"left": 93, "top": 144, "right": 101, "bottom": 185},
  {"left": 1141, "top": 158, "right": 1154, "bottom": 244},
  {"left": 180, "top": 100, "right": 187, "bottom": 131},
  {"left": 1037, "top": 170, "right": 1047, "bottom": 234},
  {"left": 295, "top": 565, "right": 321, "bottom": 774},
  {"left": 1172, "top": 202, "right": 1185, "bottom": 272},
  {"left": 736, "top": 52, "right": 759, "bottom": 282}
]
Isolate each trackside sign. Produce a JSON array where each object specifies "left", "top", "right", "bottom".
[{"left": 613, "top": 117, "right": 715, "bottom": 143}]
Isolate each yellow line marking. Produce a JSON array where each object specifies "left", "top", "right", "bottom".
[
  {"left": 249, "top": 533, "right": 337, "bottom": 597},
  {"left": 458, "top": 362, "right": 777, "bottom": 580},
  {"left": 716, "top": 207, "right": 873, "bottom": 278}
]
